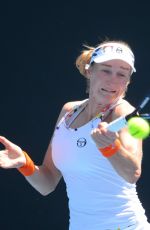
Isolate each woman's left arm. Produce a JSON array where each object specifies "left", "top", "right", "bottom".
[
  {"left": 91, "top": 101, "right": 143, "bottom": 184},
  {"left": 108, "top": 128, "right": 143, "bottom": 184}
]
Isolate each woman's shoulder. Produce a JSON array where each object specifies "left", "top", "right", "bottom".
[
  {"left": 62, "top": 101, "right": 82, "bottom": 112},
  {"left": 112, "top": 98, "right": 135, "bottom": 120},
  {"left": 56, "top": 99, "right": 87, "bottom": 123},
  {"left": 62, "top": 99, "right": 88, "bottom": 113}
]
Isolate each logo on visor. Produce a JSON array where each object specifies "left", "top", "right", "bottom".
[
  {"left": 100, "top": 45, "right": 123, "bottom": 54},
  {"left": 77, "top": 138, "right": 87, "bottom": 147},
  {"left": 116, "top": 47, "right": 123, "bottom": 53}
]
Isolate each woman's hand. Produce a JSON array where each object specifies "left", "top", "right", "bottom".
[
  {"left": 91, "top": 122, "right": 118, "bottom": 148},
  {"left": 0, "top": 136, "right": 26, "bottom": 169},
  {"left": 91, "top": 122, "right": 142, "bottom": 183}
]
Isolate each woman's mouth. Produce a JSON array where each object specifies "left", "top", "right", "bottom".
[{"left": 101, "top": 88, "right": 116, "bottom": 94}]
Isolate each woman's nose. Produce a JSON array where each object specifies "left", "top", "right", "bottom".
[{"left": 106, "top": 73, "right": 118, "bottom": 84}]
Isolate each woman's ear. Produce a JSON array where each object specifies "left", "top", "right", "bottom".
[
  {"left": 126, "top": 81, "right": 130, "bottom": 88},
  {"left": 85, "top": 68, "right": 92, "bottom": 79}
]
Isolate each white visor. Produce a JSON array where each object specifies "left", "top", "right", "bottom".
[{"left": 85, "top": 42, "right": 136, "bottom": 73}]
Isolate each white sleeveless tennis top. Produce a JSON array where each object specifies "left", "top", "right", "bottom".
[{"left": 51, "top": 99, "right": 150, "bottom": 230}]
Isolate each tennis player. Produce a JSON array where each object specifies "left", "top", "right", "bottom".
[{"left": 0, "top": 40, "right": 150, "bottom": 229}]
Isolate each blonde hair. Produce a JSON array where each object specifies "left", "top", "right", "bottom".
[{"left": 75, "top": 39, "right": 133, "bottom": 78}]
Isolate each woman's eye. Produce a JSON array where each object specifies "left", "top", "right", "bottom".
[
  {"left": 118, "top": 73, "right": 126, "bottom": 77},
  {"left": 102, "top": 69, "right": 111, "bottom": 74}
]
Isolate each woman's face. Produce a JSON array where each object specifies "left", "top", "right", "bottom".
[{"left": 88, "top": 59, "right": 131, "bottom": 106}]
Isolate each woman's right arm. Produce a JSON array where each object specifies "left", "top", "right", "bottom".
[
  {"left": 0, "top": 102, "right": 73, "bottom": 196},
  {"left": 25, "top": 141, "right": 62, "bottom": 196}
]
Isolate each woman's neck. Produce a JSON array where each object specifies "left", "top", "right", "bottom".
[
  {"left": 85, "top": 97, "right": 121, "bottom": 120},
  {"left": 84, "top": 102, "right": 109, "bottom": 121}
]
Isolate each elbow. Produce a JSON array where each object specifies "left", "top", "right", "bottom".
[
  {"left": 39, "top": 177, "right": 60, "bottom": 196},
  {"left": 39, "top": 186, "right": 56, "bottom": 196},
  {"left": 40, "top": 191, "right": 53, "bottom": 196},
  {"left": 128, "top": 168, "right": 142, "bottom": 184}
]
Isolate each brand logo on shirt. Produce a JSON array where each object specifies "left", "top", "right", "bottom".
[{"left": 77, "top": 138, "right": 87, "bottom": 147}]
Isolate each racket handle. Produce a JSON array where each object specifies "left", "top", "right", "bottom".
[{"left": 107, "top": 116, "right": 127, "bottom": 132}]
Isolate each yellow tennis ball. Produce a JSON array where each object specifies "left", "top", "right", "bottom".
[{"left": 127, "top": 117, "right": 150, "bottom": 139}]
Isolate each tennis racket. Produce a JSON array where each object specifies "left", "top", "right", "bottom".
[{"left": 107, "top": 93, "right": 150, "bottom": 132}]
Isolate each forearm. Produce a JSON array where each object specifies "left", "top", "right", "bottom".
[
  {"left": 108, "top": 146, "right": 141, "bottom": 184},
  {"left": 25, "top": 165, "right": 61, "bottom": 196}
]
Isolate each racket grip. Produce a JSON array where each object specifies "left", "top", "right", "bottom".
[{"left": 107, "top": 116, "right": 127, "bottom": 132}]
